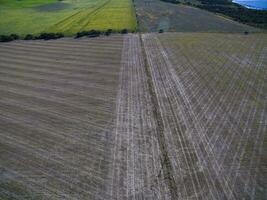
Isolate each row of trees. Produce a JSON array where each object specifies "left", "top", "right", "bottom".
[
  {"left": 75, "top": 29, "right": 128, "bottom": 38},
  {"left": 0, "top": 34, "right": 19, "bottom": 42},
  {"left": 0, "top": 29, "right": 130, "bottom": 42},
  {"left": 0, "top": 33, "right": 64, "bottom": 42}
]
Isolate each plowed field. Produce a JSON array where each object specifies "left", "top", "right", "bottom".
[{"left": 0, "top": 33, "right": 266, "bottom": 199}]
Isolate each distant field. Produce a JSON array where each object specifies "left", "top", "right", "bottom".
[
  {"left": 134, "top": 0, "right": 260, "bottom": 32},
  {"left": 0, "top": 0, "right": 137, "bottom": 36}
]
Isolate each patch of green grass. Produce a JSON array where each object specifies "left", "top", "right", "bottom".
[{"left": 0, "top": 0, "right": 137, "bottom": 36}]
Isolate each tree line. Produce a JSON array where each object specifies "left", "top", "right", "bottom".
[{"left": 0, "top": 29, "right": 130, "bottom": 42}]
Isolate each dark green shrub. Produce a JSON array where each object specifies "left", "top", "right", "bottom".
[
  {"left": 105, "top": 29, "right": 112, "bottom": 36},
  {"left": 10, "top": 34, "right": 19, "bottom": 40},
  {"left": 87, "top": 30, "right": 101, "bottom": 37},
  {"left": 35, "top": 33, "right": 64, "bottom": 40},
  {"left": 75, "top": 30, "right": 101, "bottom": 38},
  {"left": 0, "top": 35, "right": 13, "bottom": 42},
  {"left": 0, "top": 34, "right": 20, "bottom": 42},
  {"left": 24, "top": 34, "right": 34, "bottom": 40},
  {"left": 121, "top": 29, "right": 128, "bottom": 34},
  {"left": 55, "top": 33, "right": 64, "bottom": 38},
  {"left": 75, "top": 31, "right": 88, "bottom": 38}
]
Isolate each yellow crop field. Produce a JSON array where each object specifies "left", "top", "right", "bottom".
[{"left": 0, "top": 0, "right": 137, "bottom": 36}]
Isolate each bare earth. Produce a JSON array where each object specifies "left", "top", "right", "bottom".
[{"left": 0, "top": 33, "right": 266, "bottom": 199}]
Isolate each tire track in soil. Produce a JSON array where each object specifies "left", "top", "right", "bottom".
[
  {"left": 142, "top": 33, "right": 226, "bottom": 199},
  {"left": 110, "top": 34, "right": 171, "bottom": 199},
  {"left": 139, "top": 34, "right": 178, "bottom": 200}
]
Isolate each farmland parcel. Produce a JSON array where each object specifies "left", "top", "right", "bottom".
[
  {"left": 0, "top": 33, "right": 266, "bottom": 199},
  {"left": 0, "top": 0, "right": 137, "bottom": 36},
  {"left": 134, "top": 0, "right": 260, "bottom": 32}
]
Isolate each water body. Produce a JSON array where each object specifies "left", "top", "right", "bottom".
[{"left": 233, "top": 0, "right": 267, "bottom": 10}]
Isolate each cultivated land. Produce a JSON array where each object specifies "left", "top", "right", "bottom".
[
  {"left": 142, "top": 32, "right": 267, "bottom": 199},
  {"left": 134, "top": 0, "right": 260, "bottom": 32},
  {"left": 0, "top": 33, "right": 266, "bottom": 199},
  {"left": 0, "top": 36, "right": 124, "bottom": 199},
  {"left": 0, "top": 0, "right": 137, "bottom": 36}
]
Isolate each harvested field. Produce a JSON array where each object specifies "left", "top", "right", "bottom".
[
  {"left": 0, "top": 35, "right": 124, "bottom": 199},
  {"left": 142, "top": 32, "right": 267, "bottom": 199},
  {"left": 0, "top": 33, "right": 266, "bottom": 199},
  {"left": 134, "top": 0, "right": 260, "bottom": 32}
]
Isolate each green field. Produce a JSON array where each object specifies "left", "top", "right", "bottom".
[{"left": 0, "top": 0, "right": 137, "bottom": 36}]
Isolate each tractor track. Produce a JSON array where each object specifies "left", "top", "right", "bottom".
[{"left": 139, "top": 34, "right": 178, "bottom": 200}]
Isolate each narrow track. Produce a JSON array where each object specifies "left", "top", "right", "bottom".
[
  {"left": 140, "top": 34, "right": 178, "bottom": 200},
  {"left": 110, "top": 34, "right": 171, "bottom": 199}
]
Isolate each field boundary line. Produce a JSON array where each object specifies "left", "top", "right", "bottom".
[{"left": 140, "top": 33, "right": 178, "bottom": 199}]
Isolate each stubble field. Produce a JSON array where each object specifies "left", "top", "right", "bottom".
[
  {"left": 0, "top": 35, "right": 124, "bottom": 199},
  {"left": 142, "top": 32, "right": 267, "bottom": 199},
  {"left": 0, "top": 33, "right": 266, "bottom": 199}
]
